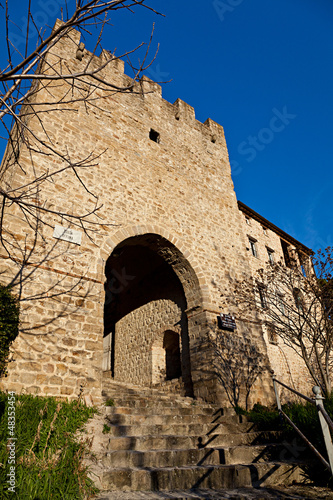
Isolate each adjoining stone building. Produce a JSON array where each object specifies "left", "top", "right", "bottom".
[{"left": 0, "top": 23, "right": 313, "bottom": 406}]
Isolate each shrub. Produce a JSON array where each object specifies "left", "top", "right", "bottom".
[
  {"left": 247, "top": 402, "right": 280, "bottom": 430},
  {"left": 0, "top": 285, "right": 19, "bottom": 377},
  {"left": 247, "top": 396, "right": 333, "bottom": 485}
]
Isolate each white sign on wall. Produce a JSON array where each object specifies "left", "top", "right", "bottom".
[{"left": 53, "top": 225, "right": 82, "bottom": 245}]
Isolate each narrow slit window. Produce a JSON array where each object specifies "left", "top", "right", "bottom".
[
  {"left": 293, "top": 288, "right": 304, "bottom": 312},
  {"left": 258, "top": 285, "right": 267, "bottom": 308},
  {"left": 277, "top": 293, "right": 285, "bottom": 314},
  {"left": 249, "top": 238, "right": 258, "bottom": 258},
  {"left": 149, "top": 129, "right": 160, "bottom": 143},
  {"left": 281, "top": 240, "right": 292, "bottom": 268}
]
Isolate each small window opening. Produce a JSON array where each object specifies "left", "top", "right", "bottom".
[
  {"left": 267, "top": 248, "right": 274, "bottom": 264},
  {"left": 298, "top": 251, "right": 308, "bottom": 277},
  {"left": 262, "top": 226, "right": 268, "bottom": 235},
  {"left": 277, "top": 293, "right": 285, "bottom": 314},
  {"left": 281, "top": 240, "right": 292, "bottom": 268},
  {"left": 245, "top": 216, "right": 250, "bottom": 225},
  {"left": 149, "top": 129, "right": 160, "bottom": 143},
  {"left": 267, "top": 325, "right": 278, "bottom": 345},
  {"left": 293, "top": 288, "right": 304, "bottom": 312},
  {"left": 258, "top": 285, "right": 267, "bottom": 308},
  {"left": 249, "top": 238, "right": 258, "bottom": 258}
]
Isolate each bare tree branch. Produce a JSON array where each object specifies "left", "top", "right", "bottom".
[
  {"left": 226, "top": 249, "right": 333, "bottom": 397},
  {"left": 0, "top": 0, "right": 162, "bottom": 323}
]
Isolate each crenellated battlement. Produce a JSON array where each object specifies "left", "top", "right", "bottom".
[{"left": 48, "top": 20, "right": 225, "bottom": 145}]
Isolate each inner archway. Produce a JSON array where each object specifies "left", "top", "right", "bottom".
[{"left": 103, "top": 233, "right": 204, "bottom": 397}]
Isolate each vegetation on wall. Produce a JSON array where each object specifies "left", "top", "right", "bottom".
[
  {"left": 0, "top": 392, "right": 98, "bottom": 499},
  {"left": 0, "top": 285, "right": 19, "bottom": 377}
]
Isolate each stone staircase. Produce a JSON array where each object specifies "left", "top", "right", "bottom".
[{"left": 89, "top": 378, "right": 307, "bottom": 498}]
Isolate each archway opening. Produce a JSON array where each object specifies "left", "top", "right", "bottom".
[{"left": 103, "top": 233, "right": 203, "bottom": 397}]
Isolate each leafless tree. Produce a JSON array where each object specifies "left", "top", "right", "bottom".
[
  {"left": 0, "top": 1, "right": 162, "bottom": 309},
  {"left": 226, "top": 247, "right": 333, "bottom": 397}
]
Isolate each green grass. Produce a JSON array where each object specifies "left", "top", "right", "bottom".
[{"left": 0, "top": 391, "right": 98, "bottom": 499}]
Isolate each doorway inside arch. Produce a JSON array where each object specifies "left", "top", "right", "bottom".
[
  {"left": 151, "top": 330, "right": 182, "bottom": 385},
  {"left": 164, "top": 330, "right": 182, "bottom": 380}
]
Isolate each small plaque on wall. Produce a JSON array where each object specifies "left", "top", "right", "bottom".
[
  {"left": 218, "top": 313, "right": 236, "bottom": 331},
  {"left": 53, "top": 225, "right": 82, "bottom": 245}
]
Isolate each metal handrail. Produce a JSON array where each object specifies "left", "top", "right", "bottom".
[
  {"left": 272, "top": 375, "right": 333, "bottom": 475},
  {"left": 272, "top": 376, "right": 315, "bottom": 405}
]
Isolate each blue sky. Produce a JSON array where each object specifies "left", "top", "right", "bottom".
[{"left": 2, "top": 0, "right": 333, "bottom": 251}]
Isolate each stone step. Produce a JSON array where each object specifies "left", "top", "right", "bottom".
[
  {"left": 106, "top": 429, "right": 280, "bottom": 452},
  {"left": 103, "top": 388, "right": 191, "bottom": 401},
  {"left": 103, "top": 448, "right": 223, "bottom": 468},
  {"left": 106, "top": 419, "right": 256, "bottom": 438},
  {"left": 103, "top": 395, "right": 219, "bottom": 412},
  {"left": 107, "top": 422, "right": 215, "bottom": 437},
  {"left": 105, "top": 404, "right": 225, "bottom": 417},
  {"left": 221, "top": 444, "right": 285, "bottom": 465},
  {"left": 219, "top": 430, "right": 283, "bottom": 447},
  {"left": 100, "top": 464, "right": 252, "bottom": 491},
  {"left": 99, "top": 462, "right": 303, "bottom": 492},
  {"left": 102, "top": 443, "right": 285, "bottom": 469},
  {"left": 94, "top": 485, "right": 317, "bottom": 499},
  {"left": 110, "top": 422, "right": 254, "bottom": 437},
  {"left": 106, "top": 409, "right": 241, "bottom": 426},
  {"left": 102, "top": 381, "right": 192, "bottom": 400},
  {"left": 250, "top": 461, "right": 305, "bottom": 488}
]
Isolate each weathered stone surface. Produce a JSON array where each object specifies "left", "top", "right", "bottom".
[{"left": 82, "top": 382, "right": 310, "bottom": 497}]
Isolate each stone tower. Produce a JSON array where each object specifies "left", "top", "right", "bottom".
[{"left": 0, "top": 22, "right": 312, "bottom": 405}]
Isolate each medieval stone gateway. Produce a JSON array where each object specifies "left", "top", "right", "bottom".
[{"left": 0, "top": 22, "right": 313, "bottom": 406}]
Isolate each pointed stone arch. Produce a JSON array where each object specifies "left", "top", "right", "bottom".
[{"left": 100, "top": 224, "right": 211, "bottom": 310}]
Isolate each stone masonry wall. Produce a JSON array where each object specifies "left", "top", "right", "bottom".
[
  {"left": 238, "top": 207, "right": 313, "bottom": 399},
  {"left": 114, "top": 299, "right": 182, "bottom": 387}
]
